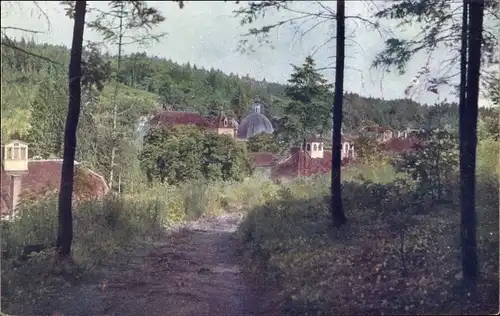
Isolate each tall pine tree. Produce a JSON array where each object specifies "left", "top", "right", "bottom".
[{"left": 278, "top": 55, "right": 332, "bottom": 145}]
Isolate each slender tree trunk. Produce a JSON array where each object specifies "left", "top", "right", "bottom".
[
  {"left": 57, "top": 0, "right": 87, "bottom": 257},
  {"left": 460, "top": 0, "right": 484, "bottom": 284},
  {"left": 109, "top": 3, "right": 125, "bottom": 190},
  {"left": 458, "top": 0, "right": 468, "bottom": 218},
  {"left": 459, "top": 0, "right": 468, "bottom": 144},
  {"left": 331, "top": 0, "right": 347, "bottom": 227}
]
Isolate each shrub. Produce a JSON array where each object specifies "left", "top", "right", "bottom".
[
  {"left": 247, "top": 133, "right": 282, "bottom": 153},
  {"left": 392, "top": 129, "right": 458, "bottom": 201},
  {"left": 139, "top": 125, "right": 252, "bottom": 184},
  {"left": 355, "top": 133, "right": 389, "bottom": 166},
  {"left": 221, "top": 175, "right": 280, "bottom": 210}
]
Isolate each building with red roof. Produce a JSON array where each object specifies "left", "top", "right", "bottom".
[
  {"left": 270, "top": 136, "right": 355, "bottom": 181},
  {"left": 358, "top": 125, "right": 424, "bottom": 155},
  {"left": 381, "top": 136, "right": 421, "bottom": 154},
  {"left": 149, "top": 110, "right": 238, "bottom": 137},
  {"left": 149, "top": 110, "right": 213, "bottom": 129},
  {"left": 361, "top": 125, "right": 394, "bottom": 142},
  {"left": 249, "top": 152, "right": 279, "bottom": 168},
  {"left": 1, "top": 140, "right": 109, "bottom": 219},
  {"left": 249, "top": 152, "right": 279, "bottom": 178}
]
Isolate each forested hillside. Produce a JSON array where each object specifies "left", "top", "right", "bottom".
[{"left": 1, "top": 38, "right": 498, "bottom": 188}]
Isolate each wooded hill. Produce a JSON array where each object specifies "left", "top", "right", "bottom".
[
  {"left": 4, "top": 39, "right": 496, "bottom": 133},
  {"left": 1, "top": 38, "right": 498, "bottom": 187}
]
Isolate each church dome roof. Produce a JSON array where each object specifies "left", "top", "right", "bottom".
[{"left": 236, "top": 101, "right": 274, "bottom": 139}]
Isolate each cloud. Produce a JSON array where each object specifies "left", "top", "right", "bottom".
[{"left": 1, "top": 1, "right": 494, "bottom": 107}]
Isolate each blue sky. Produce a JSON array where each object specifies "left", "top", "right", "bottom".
[{"left": 1, "top": 1, "right": 495, "bottom": 107}]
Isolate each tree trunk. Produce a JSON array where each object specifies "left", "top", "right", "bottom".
[
  {"left": 109, "top": 2, "right": 125, "bottom": 191},
  {"left": 460, "top": 0, "right": 484, "bottom": 284},
  {"left": 331, "top": 0, "right": 347, "bottom": 227},
  {"left": 57, "top": 0, "right": 87, "bottom": 257},
  {"left": 458, "top": 0, "right": 468, "bottom": 209},
  {"left": 459, "top": 0, "right": 468, "bottom": 146}
]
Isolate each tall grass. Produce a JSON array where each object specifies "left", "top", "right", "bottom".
[
  {"left": 1, "top": 174, "right": 280, "bottom": 266},
  {"left": 0, "top": 174, "right": 283, "bottom": 308}
]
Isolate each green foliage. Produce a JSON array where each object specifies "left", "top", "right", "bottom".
[
  {"left": 246, "top": 133, "right": 281, "bottom": 153},
  {"left": 277, "top": 56, "right": 333, "bottom": 145},
  {"left": 478, "top": 107, "right": 499, "bottom": 141},
  {"left": 139, "top": 125, "right": 252, "bottom": 184},
  {"left": 238, "top": 158, "right": 498, "bottom": 315},
  {"left": 392, "top": 129, "right": 458, "bottom": 201},
  {"left": 27, "top": 76, "right": 67, "bottom": 157},
  {"left": 2, "top": 151, "right": 498, "bottom": 313},
  {"left": 230, "top": 84, "right": 250, "bottom": 120},
  {"left": 353, "top": 133, "right": 387, "bottom": 166},
  {"left": 0, "top": 60, "right": 36, "bottom": 140},
  {"left": 488, "top": 78, "right": 499, "bottom": 106},
  {"left": 477, "top": 139, "right": 500, "bottom": 177},
  {"left": 81, "top": 41, "right": 112, "bottom": 92}
]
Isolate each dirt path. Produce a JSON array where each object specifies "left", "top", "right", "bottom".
[{"left": 43, "top": 213, "right": 264, "bottom": 316}]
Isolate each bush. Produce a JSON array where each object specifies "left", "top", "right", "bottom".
[
  {"left": 392, "top": 129, "right": 458, "bottom": 201},
  {"left": 139, "top": 125, "right": 253, "bottom": 184},
  {"left": 355, "top": 133, "right": 389, "bottom": 166},
  {"left": 247, "top": 133, "right": 282, "bottom": 153}
]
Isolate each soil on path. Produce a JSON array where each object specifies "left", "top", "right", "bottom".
[{"left": 34, "top": 213, "right": 269, "bottom": 316}]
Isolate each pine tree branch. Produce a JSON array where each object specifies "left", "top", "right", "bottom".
[{"left": 0, "top": 26, "right": 42, "bottom": 33}]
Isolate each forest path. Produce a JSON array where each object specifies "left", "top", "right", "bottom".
[{"left": 39, "top": 212, "right": 269, "bottom": 316}]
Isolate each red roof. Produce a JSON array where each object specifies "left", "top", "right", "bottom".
[
  {"left": 249, "top": 152, "right": 278, "bottom": 168},
  {"left": 271, "top": 148, "right": 336, "bottom": 179},
  {"left": 150, "top": 110, "right": 212, "bottom": 129},
  {"left": 1, "top": 160, "right": 108, "bottom": 216},
  {"left": 382, "top": 136, "right": 420, "bottom": 154},
  {"left": 149, "top": 110, "right": 238, "bottom": 131}
]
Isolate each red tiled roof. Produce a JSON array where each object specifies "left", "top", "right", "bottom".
[
  {"left": 149, "top": 110, "right": 238, "bottom": 131},
  {"left": 1, "top": 160, "right": 109, "bottom": 216},
  {"left": 149, "top": 111, "right": 212, "bottom": 129},
  {"left": 382, "top": 136, "right": 420, "bottom": 154},
  {"left": 249, "top": 152, "right": 279, "bottom": 168},
  {"left": 272, "top": 148, "right": 337, "bottom": 179}
]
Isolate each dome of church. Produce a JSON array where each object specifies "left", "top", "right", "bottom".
[{"left": 237, "top": 101, "right": 274, "bottom": 139}]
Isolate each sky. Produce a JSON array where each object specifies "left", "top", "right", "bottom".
[{"left": 1, "top": 1, "right": 495, "bottom": 107}]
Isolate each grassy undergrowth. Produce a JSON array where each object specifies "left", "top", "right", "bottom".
[
  {"left": 0, "top": 176, "right": 278, "bottom": 309},
  {"left": 238, "top": 143, "right": 500, "bottom": 315}
]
